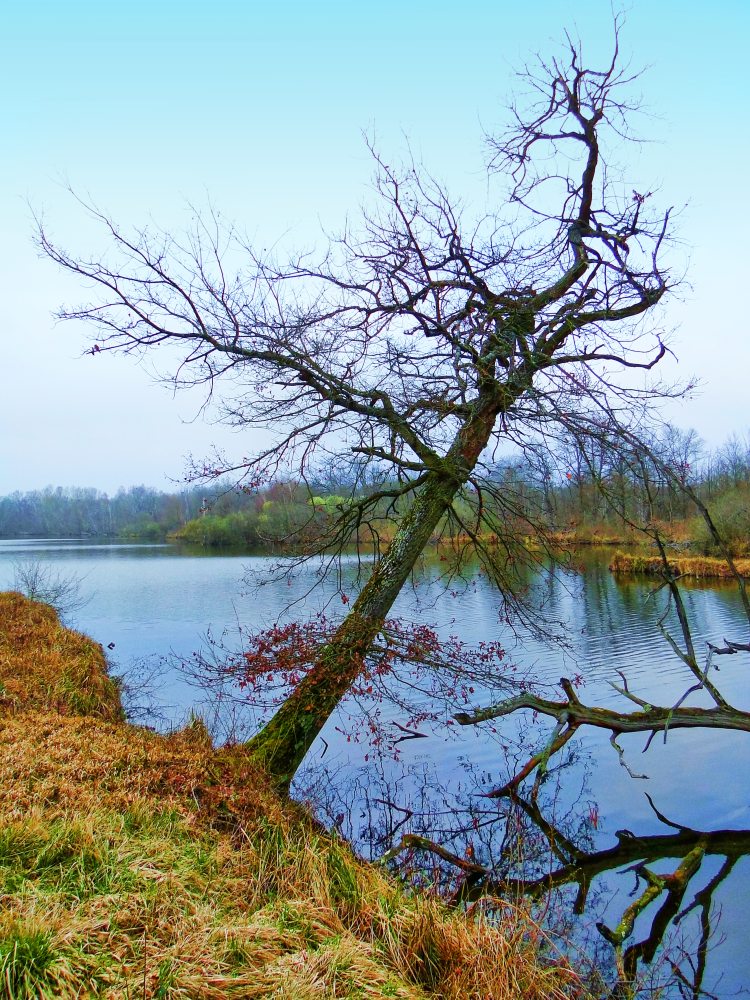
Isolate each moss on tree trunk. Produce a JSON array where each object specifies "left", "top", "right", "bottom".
[{"left": 247, "top": 401, "right": 503, "bottom": 788}]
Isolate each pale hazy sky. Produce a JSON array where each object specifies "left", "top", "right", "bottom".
[{"left": 2, "top": 0, "right": 748, "bottom": 495}]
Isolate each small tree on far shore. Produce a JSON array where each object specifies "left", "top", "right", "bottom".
[
  {"left": 12, "top": 560, "right": 89, "bottom": 620},
  {"left": 39, "top": 23, "right": 678, "bottom": 787}
]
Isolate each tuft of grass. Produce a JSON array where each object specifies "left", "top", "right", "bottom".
[
  {"left": 0, "top": 923, "right": 83, "bottom": 1000},
  {"left": 0, "top": 818, "right": 133, "bottom": 900}
]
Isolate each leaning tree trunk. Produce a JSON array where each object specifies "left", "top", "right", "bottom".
[{"left": 247, "top": 400, "right": 502, "bottom": 787}]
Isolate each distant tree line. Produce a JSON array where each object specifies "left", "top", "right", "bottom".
[
  {"left": 0, "top": 485, "right": 201, "bottom": 540},
  {"left": 3, "top": 430, "right": 749, "bottom": 552},
  {"left": 0, "top": 478, "right": 367, "bottom": 546},
  {"left": 536, "top": 427, "right": 750, "bottom": 555}
]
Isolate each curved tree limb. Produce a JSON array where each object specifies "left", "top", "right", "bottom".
[{"left": 454, "top": 677, "right": 750, "bottom": 738}]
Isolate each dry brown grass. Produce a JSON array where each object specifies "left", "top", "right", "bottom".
[
  {"left": 609, "top": 552, "right": 750, "bottom": 579},
  {"left": 0, "top": 592, "right": 122, "bottom": 720},
  {"left": 0, "top": 593, "right": 593, "bottom": 999}
]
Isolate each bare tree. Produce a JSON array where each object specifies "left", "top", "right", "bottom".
[
  {"left": 38, "top": 24, "right": 677, "bottom": 786},
  {"left": 12, "top": 559, "right": 90, "bottom": 620}
]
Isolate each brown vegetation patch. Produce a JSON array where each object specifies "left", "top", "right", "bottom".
[
  {"left": 0, "top": 710, "right": 285, "bottom": 833},
  {"left": 0, "top": 592, "right": 122, "bottom": 720},
  {"left": 609, "top": 551, "right": 750, "bottom": 579}
]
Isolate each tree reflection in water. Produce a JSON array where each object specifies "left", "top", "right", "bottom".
[{"left": 302, "top": 746, "right": 747, "bottom": 999}]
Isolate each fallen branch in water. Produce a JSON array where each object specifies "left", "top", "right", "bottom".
[{"left": 454, "top": 676, "right": 750, "bottom": 742}]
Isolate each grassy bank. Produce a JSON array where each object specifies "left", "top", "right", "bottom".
[
  {"left": 0, "top": 592, "right": 590, "bottom": 999},
  {"left": 525, "top": 529, "right": 633, "bottom": 548},
  {"left": 609, "top": 551, "right": 750, "bottom": 579}
]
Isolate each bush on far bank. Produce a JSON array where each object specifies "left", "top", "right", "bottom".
[{"left": 691, "top": 484, "right": 750, "bottom": 557}]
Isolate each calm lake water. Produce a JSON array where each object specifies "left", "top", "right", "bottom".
[{"left": 1, "top": 538, "right": 748, "bottom": 995}]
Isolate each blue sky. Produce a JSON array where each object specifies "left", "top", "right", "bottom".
[{"left": 2, "top": 0, "right": 748, "bottom": 493}]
